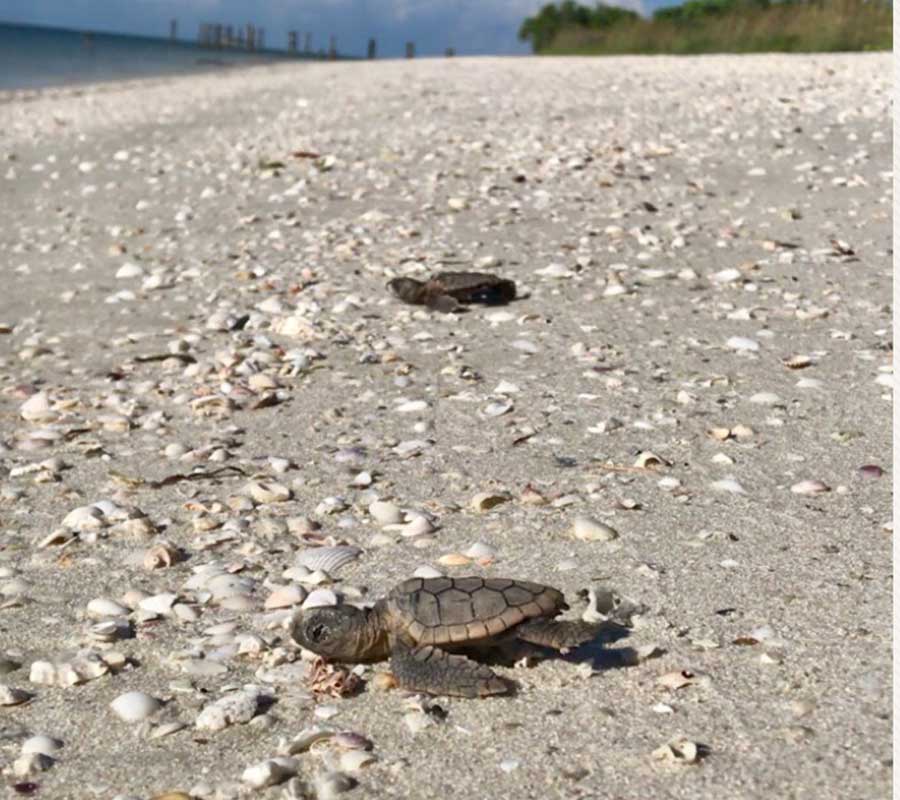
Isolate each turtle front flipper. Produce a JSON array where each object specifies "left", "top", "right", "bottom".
[
  {"left": 390, "top": 643, "right": 508, "bottom": 698},
  {"left": 424, "top": 292, "right": 462, "bottom": 313},
  {"left": 514, "top": 619, "right": 600, "bottom": 652}
]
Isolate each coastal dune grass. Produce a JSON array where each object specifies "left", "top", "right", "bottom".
[{"left": 543, "top": 0, "right": 892, "bottom": 55}]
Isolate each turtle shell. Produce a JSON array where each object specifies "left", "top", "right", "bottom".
[
  {"left": 386, "top": 576, "right": 565, "bottom": 646},
  {"left": 430, "top": 272, "right": 516, "bottom": 305}
]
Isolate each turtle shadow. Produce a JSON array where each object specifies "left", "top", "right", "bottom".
[{"left": 466, "top": 621, "right": 638, "bottom": 672}]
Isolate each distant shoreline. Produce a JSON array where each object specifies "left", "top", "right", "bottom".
[{"left": 0, "top": 21, "right": 348, "bottom": 92}]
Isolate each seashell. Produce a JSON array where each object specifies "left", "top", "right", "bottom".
[
  {"left": 37, "top": 529, "right": 75, "bottom": 548},
  {"left": 396, "top": 400, "right": 428, "bottom": 413},
  {"left": 403, "top": 711, "right": 433, "bottom": 734},
  {"left": 242, "top": 757, "right": 298, "bottom": 788},
  {"left": 783, "top": 354, "right": 813, "bottom": 369},
  {"left": 368, "top": 500, "right": 403, "bottom": 526},
  {"left": 110, "top": 691, "right": 161, "bottom": 722},
  {"left": 294, "top": 569, "right": 332, "bottom": 586},
  {"left": 634, "top": 451, "right": 667, "bottom": 469},
  {"left": 858, "top": 464, "right": 884, "bottom": 479},
  {"left": 464, "top": 542, "right": 497, "bottom": 562},
  {"left": 0, "top": 684, "right": 32, "bottom": 705},
  {"left": 340, "top": 750, "right": 376, "bottom": 772},
  {"left": 265, "top": 585, "right": 306, "bottom": 610},
  {"left": 148, "top": 721, "right": 188, "bottom": 740},
  {"left": 195, "top": 687, "right": 263, "bottom": 731},
  {"left": 20, "top": 392, "right": 57, "bottom": 423},
  {"left": 138, "top": 593, "right": 178, "bottom": 616},
  {"left": 244, "top": 480, "right": 292, "bottom": 504},
  {"left": 143, "top": 541, "right": 180, "bottom": 570},
  {"left": 500, "top": 759, "right": 520, "bottom": 773},
  {"left": 218, "top": 595, "right": 257, "bottom": 612},
  {"left": 113, "top": 516, "right": 157, "bottom": 540},
  {"left": 657, "top": 670, "right": 697, "bottom": 690},
  {"left": 652, "top": 736, "right": 700, "bottom": 765},
  {"left": 205, "top": 573, "right": 255, "bottom": 599},
  {"left": 332, "top": 731, "right": 373, "bottom": 751},
  {"left": 437, "top": 553, "right": 471, "bottom": 567},
  {"left": 520, "top": 485, "right": 548, "bottom": 506},
  {"left": 302, "top": 589, "right": 339, "bottom": 609},
  {"left": 398, "top": 516, "right": 434, "bottom": 537},
  {"left": 726, "top": 336, "right": 760, "bottom": 352},
  {"left": 573, "top": 516, "right": 619, "bottom": 542},
  {"left": 371, "top": 672, "right": 397, "bottom": 692},
  {"left": 284, "top": 726, "right": 334, "bottom": 754},
  {"left": 62, "top": 505, "right": 105, "bottom": 531},
  {"left": 90, "top": 620, "right": 128, "bottom": 642},
  {"left": 470, "top": 492, "right": 510, "bottom": 512},
  {"left": 28, "top": 661, "right": 58, "bottom": 686},
  {"left": 21, "top": 735, "right": 63, "bottom": 756},
  {"left": 296, "top": 546, "right": 361, "bottom": 575},
  {"left": 314, "top": 705, "right": 340, "bottom": 720},
  {"left": 749, "top": 391, "right": 782, "bottom": 406},
  {"left": 13, "top": 752, "right": 54, "bottom": 776},
  {"left": 790, "top": 479, "right": 830, "bottom": 495},
  {"left": 711, "top": 478, "right": 746, "bottom": 494},
  {"left": 350, "top": 471, "right": 373, "bottom": 487},
  {"left": 414, "top": 566, "right": 444, "bottom": 579},
  {"left": 483, "top": 400, "right": 513, "bottom": 417}
]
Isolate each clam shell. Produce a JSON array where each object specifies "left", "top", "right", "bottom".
[{"left": 295, "top": 546, "right": 361, "bottom": 575}]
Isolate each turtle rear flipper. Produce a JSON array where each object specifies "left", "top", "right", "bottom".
[
  {"left": 515, "top": 619, "right": 600, "bottom": 652},
  {"left": 390, "top": 643, "right": 508, "bottom": 698}
]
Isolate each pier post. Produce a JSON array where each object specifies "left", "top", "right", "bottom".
[
  {"left": 246, "top": 24, "right": 256, "bottom": 51},
  {"left": 405, "top": 41, "right": 415, "bottom": 58},
  {"left": 288, "top": 31, "right": 298, "bottom": 53},
  {"left": 329, "top": 35, "right": 337, "bottom": 60},
  {"left": 368, "top": 38, "right": 377, "bottom": 59},
  {"left": 170, "top": 19, "right": 177, "bottom": 41},
  {"left": 258, "top": 29, "right": 265, "bottom": 50},
  {"left": 304, "top": 33, "right": 312, "bottom": 54},
  {"left": 445, "top": 47, "right": 455, "bottom": 57}
]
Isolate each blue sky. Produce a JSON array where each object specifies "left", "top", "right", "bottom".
[{"left": 0, "top": 0, "right": 661, "bottom": 57}]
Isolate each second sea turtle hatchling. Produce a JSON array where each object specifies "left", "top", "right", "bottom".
[
  {"left": 291, "top": 576, "right": 598, "bottom": 698},
  {"left": 387, "top": 271, "right": 516, "bottom": 312}
]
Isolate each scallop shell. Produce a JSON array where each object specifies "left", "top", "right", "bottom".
[{"left": 295, "top": 546, "right": 361, "bottom": 575}]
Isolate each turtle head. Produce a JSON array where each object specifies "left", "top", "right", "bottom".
[{"left": 291, "top": 605, "right": 373, "bottom": 663}]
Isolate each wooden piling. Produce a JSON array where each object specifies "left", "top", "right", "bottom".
[
  {"left": 368, "top": 38, "right": 377, "bottom": 59},
  {"left": 405, "top": 41, "right": 415, "bottom": 58},
  {"left": 328, "top": 35, "right": 337, "bottom": 60}
]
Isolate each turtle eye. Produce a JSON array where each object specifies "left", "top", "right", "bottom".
[{"left": 309, "top": 623, "right": 327, "bottom": 642}]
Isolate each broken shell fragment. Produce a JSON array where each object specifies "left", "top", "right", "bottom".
[
  {"left": 470, "top": 492, "right": 510, "bottom": 512},
  {"left": 573, "top": 516, "right": 619, "bottom": 542},
  {"left": 790, "top": 479, "right": 830, "bottom": 495},
  {"left": 242, "top": 757, "right": 298, "bottom": 789},
  {"left": 243, "top": 480, "right": 292, "bottom": 503},
  {"left": 652, "top": 736, "right": 701, "bottom": 765}
]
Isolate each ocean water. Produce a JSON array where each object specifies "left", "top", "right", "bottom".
[{"left": 0, "top": 22, "right": 306, "bottom": 91}]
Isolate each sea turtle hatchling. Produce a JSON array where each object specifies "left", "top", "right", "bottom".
[
  {"left": 387, "top": 271, "right": 516, "bottom": 313},
  {"left": 291, "top": 576, "right": 598, "bottom": 698}
]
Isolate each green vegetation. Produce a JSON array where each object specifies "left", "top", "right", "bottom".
[{"left": 518, "top": 0, "right": 892, "bottom": 55}]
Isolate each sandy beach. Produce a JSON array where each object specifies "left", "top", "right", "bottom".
[{"left": 0, "top": 54, "right": 892, "bottom": 800}]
